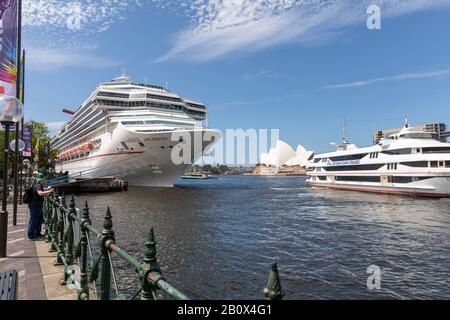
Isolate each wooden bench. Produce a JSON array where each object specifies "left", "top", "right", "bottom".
[{"left": 0, "top": 270, "right": 18, "bottom": 300}]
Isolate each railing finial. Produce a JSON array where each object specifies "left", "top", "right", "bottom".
[
  {"left": 263, "top": 261, "right": 285, "bottom": 300},
  {"left": 103, "top": 207, "right": 113, "bottom": 230},
  {"left": 144, "top": 227, "right": 159, "bottom": 269}
]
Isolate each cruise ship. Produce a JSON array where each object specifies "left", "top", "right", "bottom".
[
  {"left": 307, "top": 119, "right": 450, "bottom": 197},
  {"left": 51, "top": 75, "right": 221, "bottom": 187}
]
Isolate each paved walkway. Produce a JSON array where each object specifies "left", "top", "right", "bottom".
[{"left": 0, "top": 204, "right": 76, "bottom": 300}]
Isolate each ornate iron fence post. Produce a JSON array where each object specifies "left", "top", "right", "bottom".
[
  {"left": 141, "top": 228, "right": 161, "bottom": 300},
  {"left": 56, "top": 196, "right": 66, "bottom": 268},
  {"left": 50, "top": 195, "right": 59, "bottom": 253},
  {"left": 263, "top": 261, "right": 284, "bottom": 300},
  {"left": 45, "top": 195, "right": 53, "bottom": 244},
  {"left": 100, "top": 208, "right": 114, "bottom": 300},
  {"left": 78, "top": 201, "right": 91, "bottom": 301},
  {"left": 64, "top": 195, "right": 76, "bottom": 284}
]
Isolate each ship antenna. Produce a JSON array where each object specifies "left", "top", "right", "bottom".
[
  {"left": 404, "top": 115, "right": 409, "bottom": 128},
  {"left": 342, "top": 119, "right": 348, "bottom": 143}
]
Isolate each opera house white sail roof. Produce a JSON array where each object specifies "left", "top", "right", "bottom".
[{"left": 260, "top": 140, "right": 314, "bottom": 168}]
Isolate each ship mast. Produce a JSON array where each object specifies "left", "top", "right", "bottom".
[{"left": 342, "top": 119, "right": 348, "bottom": 144}]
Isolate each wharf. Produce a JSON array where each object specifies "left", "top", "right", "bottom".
[
  {"left": 0, "top": 204, "right": 76, "bottom": 300},
  {"left": 48, "top": 176, "right": 128, "bottom": 193}
]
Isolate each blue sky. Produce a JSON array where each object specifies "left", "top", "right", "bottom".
[{"left": 22, "top": 0, "right": 450, "bottom": 154}]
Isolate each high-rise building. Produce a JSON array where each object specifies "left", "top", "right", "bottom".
[{"left": 373, "top": 123, "right": 450, "bottom": 144}]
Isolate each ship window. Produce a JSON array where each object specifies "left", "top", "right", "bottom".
[
  {"left": 400, "top": 132, "right": 438, "bottom": 140},
  {"left": 329, "top": 153, "right": 368, "bottom": 162},
  {"left": 430, "top": 161, "right": 438, "bottom": 168},
  {"left": 139, "top": 142, "right": 145, "bottom": 147},
  {"left": 382, "top": 148, "right": 412, "bottom": 155},
  {"left": 122, "top": 121, "right": 145, "bottom": 125},
  {"left": 318, "top": 176, "right": 327, "bottom": 181},
  {"left": 422, "top": 147, "right": 450, "bottom": 154},
  {"left": 97, "top": 92, "right": 130, "bottom": 99},
  {"left": 335, "top": 176, "right": 380, "bottom": 183},
  {"left": 439, "top": 161, "right": 445, "bottom": 167},
  {"left": 394, "top": 177, "right": 412, "bottom": 183},
  {"left": 121, "top": 142, "right": 130, "bottom": 151},
  {"left": 402, "top": 161, "right": 428, "bottom": 168},
  {"left": 389, "top": 176, "right": 433, "bottom": 184},
  {"left": 324, "top": 164, "right": 384, "bottom": 172},
  {"left": 446, "top": 162, "right": 450, "bottom": 168}
]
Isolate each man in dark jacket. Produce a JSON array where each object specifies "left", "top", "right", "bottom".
[{"left": 28, "top": 173, "right": 54, "bottom": 240}]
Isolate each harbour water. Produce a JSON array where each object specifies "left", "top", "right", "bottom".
[{"left": 76, "top": 176, "right": 450, "bottom": 300}]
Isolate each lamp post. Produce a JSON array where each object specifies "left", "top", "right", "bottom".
[
  {"left": 0, "top": 95, "right": 24, "bottom": 258},
  {"left": 10, "top": 139, "right": 25, "bottom": 225}
]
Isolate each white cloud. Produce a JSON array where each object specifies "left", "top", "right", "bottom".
[
  {"left": 23, "top": 0, "right": 139, "bottom": 31},
  {"left": 23, "top": 0, "right": 148, "bottom": 71},
  {"left": 27, "top": 48, "right": 121, "bottom": 72},
  {"left": 324, "top": 69, "right": 450, "bottom": 89},
  {"left": 46, "top": 121, "right": 66, "bottom": 131},
  {"left": 157, "top": 0, "right": 450, "bottom": 62},
  {"left": 243, "top": 70, "right": 279, "bottom": 80}
]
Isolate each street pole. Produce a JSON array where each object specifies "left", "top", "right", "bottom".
[
  {"left": 13, "top": 0, "right": 23, "bottom": 226},
  {"left": 0, "top": 123, "right": 11, "bottom": 258},
  {"left": 19, "top": 50, "right": 25, "bottom": 205},
  {"left": 13, "top": 122, "right": 19, "bottom": 226}
]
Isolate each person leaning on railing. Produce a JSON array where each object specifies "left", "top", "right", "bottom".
[{"left": 27, "top": 173, "right": 55, "bottom": 241}]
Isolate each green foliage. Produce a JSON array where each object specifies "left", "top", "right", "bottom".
[
  {"left": 191, "top": 164, "right": 230, "bottom": 175},
  {"left": 0, "top": 121, "right": 55, "bottom": 175},
  {"left": 26, "top": 120, "right": 55, "bottom": 172}
]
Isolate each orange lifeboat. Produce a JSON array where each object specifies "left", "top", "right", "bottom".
[{"left": 59, "top": 143, "right": 93, "bottom": 160}]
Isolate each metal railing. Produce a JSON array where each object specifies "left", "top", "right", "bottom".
[{"left": 43, "top": 194, "right": 284, "bottom": 300}]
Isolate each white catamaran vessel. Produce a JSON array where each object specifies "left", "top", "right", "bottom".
[
  {"left": 307, "top": 119, "right": 450, "bottom": 197},
  {"left": 51, "top": 75, "right": 221, "bottom": 187}
]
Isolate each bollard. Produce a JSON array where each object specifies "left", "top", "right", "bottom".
[
  {"left": 141, "top": 228, "right": 161, "bottom": 300},
  {"left": 263, "top": 261, "right": 285, "bottom": 300},
  {"left": 78, "top": 201, "right": 91, "bottom": 301},
  {"left": 100, "top": 207, "right": 114, "bottom": 300}
]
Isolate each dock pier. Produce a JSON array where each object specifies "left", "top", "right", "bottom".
[{"left": 47, "top": 176, "right": 128, "bottom": 194}]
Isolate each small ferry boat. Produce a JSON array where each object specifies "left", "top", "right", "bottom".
[
  {"left": 181, "top": 173, "right": 217, "bottom": 180},
  {"left": 307, "top": 118, "right": 450, "bottom": 198}
]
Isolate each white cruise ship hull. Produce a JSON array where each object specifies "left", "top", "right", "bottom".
[
  {"left": 56, "top": 124, "right": 220, "bottom": 187},
  {"left": 307, "top": 177, "right": 450, "bottom": 198}
]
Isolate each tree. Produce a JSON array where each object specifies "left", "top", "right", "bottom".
[{"left": 26, "top": 121, "right": 57, "bottom": 172}]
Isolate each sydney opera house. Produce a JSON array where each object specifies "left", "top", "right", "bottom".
[{"left": 253, "top": 140, "right": 314, "bottom": 176}]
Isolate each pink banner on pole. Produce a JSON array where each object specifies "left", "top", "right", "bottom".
[{"left": 0, "top": 0, "right": 18, "bottom": 97}]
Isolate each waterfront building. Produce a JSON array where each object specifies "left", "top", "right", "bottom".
[{"left": 373, "top": 123, "right": 450, "bottom": 144}]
